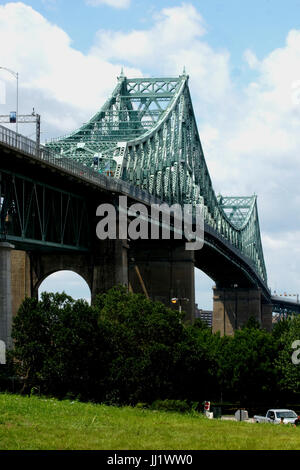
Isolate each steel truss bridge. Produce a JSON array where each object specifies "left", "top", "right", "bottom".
[
  {"left": 0, "top": 73, "right": 295, "bottom": 319},
  {"left": 46, "top": 73, "right": 267, "bottom": 284}
]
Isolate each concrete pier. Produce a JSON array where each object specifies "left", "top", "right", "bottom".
[
  {"left": 129, "top": 241, "right": 195, "bottom": 322},
  {"left": 212, "top": 286, "right": 272, "bottom": 335},
  {"left": 0, "top": 242, "right": 14, "bottom": 349}
]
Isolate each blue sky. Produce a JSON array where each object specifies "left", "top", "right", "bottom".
[{"left": 1, "top": 0, "right": 300, "bottom": 309}]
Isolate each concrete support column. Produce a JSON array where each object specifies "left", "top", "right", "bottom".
[
  {"left": 261, "top": 303, "right": 273, "bottom": 332},
  {"left": 11, "top": 250, "right": 31, "bottom": 318},
  {"left": 170, "top": 245, "right": 195, "bottom": 323},
  {"left": 212, "top": 286, "right": 262, "bottom": 336},
  {"left": 114, "top": 239, "right": 129, "bottom": 287},
  {"left": 91, "top": 239, "right": 129, "bottom": 300},
  {"left": 129, "top": 241, "right": 195, "bottom": 323},
  {"left": 0, "top": 242, "right": 15, "bottom": 349}
]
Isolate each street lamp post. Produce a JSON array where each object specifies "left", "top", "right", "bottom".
[
  {"left": 233, "top": 283, "right": 238, "bottom": 330},
  {"left": 171, "top": 297, "right": 189, "bottom": 314},
  {"left": 0, "top": 67, "right": 19, "bottom": 134}
]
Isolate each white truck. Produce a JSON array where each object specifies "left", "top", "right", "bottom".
[{"left": 254, "top": 409, "right": 298, "bottom": 424}]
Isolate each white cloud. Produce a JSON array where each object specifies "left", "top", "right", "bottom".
[
  {"left": 0, "top": 2, "right": 141, "bottom": 138},
  {"left": 91, "top": 3, "right": 232, "bottom": 114},
  {"left": 91, "top": 4, "right": 207, "bottom": 66},
  {"left": 85, "top": 0, "right": 131, "bottom": 9},
  {"left": 262, "top": 231, "right": 300, "bottom": 294}
]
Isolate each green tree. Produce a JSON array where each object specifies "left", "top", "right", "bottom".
[
  {"left": 275, "top": 316, "right": 300, "bottom": 399},
  {"left": 272, "top": 317, "right": 292, "bottom": 340},
  {"left": 12, "top": 286, "right": 188, "bottom": 404},
  {"left": 12, "top": 286, "right": 288, "bottom": 407},
  {"left": 12, "top": 292, "right": 106, "bottom": 400},
  {"left": 175, "top": 320, "right": 223, "bottom": 403},
  {"left": 96, "top": 285, "right": 185, "bottom": 404},
  {"left": 217, "top": 326, "right": 278, "bottom": 405}
]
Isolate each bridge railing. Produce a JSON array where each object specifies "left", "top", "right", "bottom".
[
  {"left": 0, "top": 124, "right": 37, "bottom": 156},
  {"left": 0, "top": 124, "right": 162, "bottom": 207}
]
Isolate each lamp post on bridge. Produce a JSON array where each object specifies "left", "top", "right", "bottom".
[{"left": 0, "top": 67, "right": 19, "bottom": 134}]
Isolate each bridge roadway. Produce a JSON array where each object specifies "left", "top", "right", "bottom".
[{"left": 0, "top": 125, "right": 275, "bottom": 346}]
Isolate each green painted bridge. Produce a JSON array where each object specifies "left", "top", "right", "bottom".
[
  {"left": 46, "top": 72, "right": 267, "bottom": 286},
  {"left": 0, "top": 73, "right": 278, "bottom": 345}
]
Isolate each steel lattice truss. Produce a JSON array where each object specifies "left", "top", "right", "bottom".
[
  {"left": 46, "top": 73, "right": 267, "bottom": 283},
  {"left": 0, "top": 170, "right": 89, "bottom": 251}
]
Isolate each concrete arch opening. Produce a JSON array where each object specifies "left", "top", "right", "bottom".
[{"left": 38, "top": 270, "right": 91, "bottom": 304}]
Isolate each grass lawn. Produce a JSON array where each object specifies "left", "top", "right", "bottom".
[{"left": 0, "top": 393, "right": 300, "bottom": 450}]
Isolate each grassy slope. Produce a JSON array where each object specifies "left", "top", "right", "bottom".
[{"left": 0, "top": 393, "right": 300, "bottom": 450}]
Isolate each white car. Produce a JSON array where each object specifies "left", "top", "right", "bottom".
[{"left": 254, "top": 409, "right": 298, "bottom": 424}]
